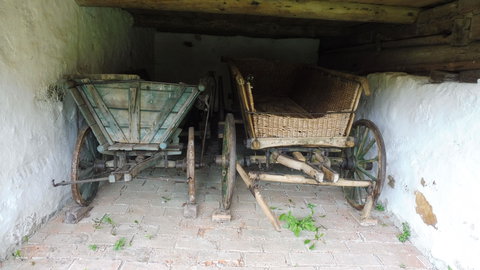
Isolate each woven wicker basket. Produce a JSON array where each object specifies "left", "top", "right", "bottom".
[{"left": 228, "top": 58, "right": 368, "bottom": 139}]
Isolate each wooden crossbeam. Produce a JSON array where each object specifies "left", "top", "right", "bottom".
[
  {"left": 76, "top": 0, "right": 420, "bottom": 24},
  {"left": 133, "top": 13, "right": 349, "bottom": 38}
]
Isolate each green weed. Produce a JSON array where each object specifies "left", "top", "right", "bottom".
[
  {"left": 12, "top": 250, "right": 21, "bottom": 258},
  {"left": 397, "top": 222, "right": 411, "bottom": 243},
  {"left": 375, "top": 203, "right": 385, "bottom": 211},
  {"left": 279, "top": 203, "right": 325, "bottom": 250},
  {"left": 93, "top": 214, "right": 115, "bottom": 229},
  {"left": 88, "top": 244, "right": 98, "bottom": 251},
  {"left": 113, "top": 237, "right": 126, "bottom": 251}
]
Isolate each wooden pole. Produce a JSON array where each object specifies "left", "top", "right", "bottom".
[
  {"left": 236, "top": 163, "right": 281, "bottom": 231},
  {"left": 271, "top": 151, "right": 323, "bottom": 182},
  {"left": 76, "top": 0, "right": 419, "bottom": 24},
  {"left": 250, "top": 172, "right": 371, "bottom": 187}
]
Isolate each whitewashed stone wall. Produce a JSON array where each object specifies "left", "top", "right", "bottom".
[
  {"left": 0, "top": 0, "right": 153, "bottom": 259},
  {"left": 359, "top": 73, "right": 480, "bottom": 270}
]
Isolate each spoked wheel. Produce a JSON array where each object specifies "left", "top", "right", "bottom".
[
  {"left": 342, "top": 119, "right": 386, "bottom": 210},
  {"left": 71, "top": 126, "right": 108, "bottom": 206},
  {"left": 221, "top": 113, "right": 237, "bottom": 210}
]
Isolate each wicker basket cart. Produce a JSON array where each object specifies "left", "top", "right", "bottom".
[{"left": 214, "top": 58, "right": 386, "bottom": 229}]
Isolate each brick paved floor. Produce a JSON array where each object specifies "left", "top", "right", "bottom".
[{"left": 1, "top": 164, "right": 433, "bottom": 270}]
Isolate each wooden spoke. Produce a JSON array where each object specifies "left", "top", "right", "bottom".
[
  {"left": 342, "top": 119, "right": 386, "bottom": 210},
  {"left": 71, "top": 126, "right": 110, "bottom": 206}
]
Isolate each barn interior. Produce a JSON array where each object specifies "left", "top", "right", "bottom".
[{"left": 1, "top": 0, "right": 479, "bottom": 269}]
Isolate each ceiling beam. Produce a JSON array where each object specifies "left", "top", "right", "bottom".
[
  {"left": 76, "top": 0, "right": 420, "bottom": 24},
  {"left": 132, "top": 13, "right": 350, "bottom": 38}
]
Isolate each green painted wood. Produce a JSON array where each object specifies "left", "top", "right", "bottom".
[
  {"left": 129, "top": 85, "right": 141, "bottom": 143},
  {"left": 151, "top": 88, "right": 199, "bottom": 143},
  {"left": 142, "top": 85, "right": 187, "bottom": 143},
  {"left": 70, "top": 76, "right": 201, "bottom": 147},
  {"left": 72, "top": 86, "right": 113, "bottom": 145},
  {"left": 80, "top": 79, "right": 127, "bottom": 142}
]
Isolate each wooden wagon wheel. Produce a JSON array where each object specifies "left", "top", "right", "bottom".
[
  {"left": 71, "top": 126, "right": 107, "bottom": 206},
  {"left": 342, "top": 119, "right": 386, "bottom": 210},
  {"left": 221, "top": 113, "right": 237, "bottom": 210}
]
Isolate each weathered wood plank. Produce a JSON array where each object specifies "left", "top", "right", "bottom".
[
  {"left": 133, "top": 12, "right": 349, "bottom": 38},
  {"left": 81, "top": 80, "right": 127, "bottom": 142},
  {"left": 247, "top": 136, "right": 355, "bottom": 150},
  {"left": 320, "top": 42, "right": 480, "bottom": 74},
  {"left": 129, "top": 86, "right": 140, "bottom": 142},
  {"left": 73, "top": 85, "right": 114, "bottom": 145},
  {"left": 76, "top": 0, "right": 420, "bottom": 24},
  {"left": 142, "top": 85, "right": 187, "bottom": 143}
]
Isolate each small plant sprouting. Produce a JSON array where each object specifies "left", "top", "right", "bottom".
[
  {"left": 22, "top": 236, "right": 29, "bottom": 243},
  {"left": 161, "top": 196, "right": 171, "bottom": 203},
  {"left": 279, "top": 203, "right": 325, "bottom": 250},
  {"left": 397, "top": 222, "right": 411, "bottom": 243},
  {"left": 375, "top": 203, "right": 385, "bottom": 211},
  {"left": 399, "top": 263, "right": 406, "bottom": 268},
  {"left": 134, "top": 220, "right": 139, "bottom": 224},
  {"left": 12, "top": 250, "right": 21, "bottom": 258},
  {"left": 113, "top": 237, "right": 126, "bottom": 251},
  {"left": 93, "top": 214, "right": 115, "bottom": 229},
  {"left": 448, "top": 266, "right": 453, "bottom": 270},
  {"left": 145, "top": 234, "right": 154, "bottom": 240},
  {"left": 88, "top": 244, "right": 98, "bottom": 251}
]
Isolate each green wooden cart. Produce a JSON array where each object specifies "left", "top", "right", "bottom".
[{"left": 54, "top": 74, "right": 203, "bottom": 218}]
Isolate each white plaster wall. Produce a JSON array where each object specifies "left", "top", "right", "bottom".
[
  {"left": 154, "top": 32, "right": 319, "bottom": 84},
  {"left": 358, "top": 73, "right": 480, "bottom": 270},
  {"left": 0, "top": 0, "right": 153, "bottom": 259}
]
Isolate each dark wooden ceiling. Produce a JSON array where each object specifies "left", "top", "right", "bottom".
[{"left": 75, "top": 0, "right": 480, "bottom": 80}]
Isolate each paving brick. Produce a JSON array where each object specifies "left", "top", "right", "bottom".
[
  {"left": 120, "top": 261, "right": 169, "bottom": 270},
  {"left": 149, "top": 249, "right": 198, "bottom": 266},
  {"left": 197, "top": 251, "right": 243, "bottom": 267},
  {"left": 376, "top": 253, "right": 427, "bottom": 268},
  {"left": 43, "top": 233, "right": 89, "bottom": 246},
  {"left": 289, "top": 252, "right": 336, "bottom": 266},
  {"left": 24, "top": 258, "right": 74, "bottom": 270},
  {"left": 131, "top": 235, "right": 175, "bottom": 249},
  {"left": 261, "top": 238, "right": 307, "bottom": 252},
  {"left": 244, "top": 252, "right": 289, "bottom": 267},
  {"left": 218, "top": 239, "right": 263, "bottom": 252},
  {"left": 333, "top": 253, "right": 382, "bottom": 266},
  {"left": 68, "top": 258, "right": 122, "bottom": 270},
  {"left": 102, "top": 246, "right": 151, "bottom": 262},
  {"left": 19, "top": 244, "right": 49, "bottom": 259},
  {"left": 175, "top": 237, "right": 218, "bottom": 251}
]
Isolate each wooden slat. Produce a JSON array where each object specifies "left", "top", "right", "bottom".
[
  {"left": 158, "top": 88, "right": 199, "bottom": 144},
  {"left": 73, "top": 85, "right": 114, "bottom": 145},
  {"left": 81, "top": 80, "right": 127, "bottom": 142},
  {"left": 129, "top": 86, "right": 141, "bottom": 142},
  {"left": 76, "top": 0, "right": 420, "bottom": 24},
  {"left": 247, "top": 136, "right": 355, "bottom": 150},
  {"left": 141, "top": 85, "right": 187, "bottom": 143}
]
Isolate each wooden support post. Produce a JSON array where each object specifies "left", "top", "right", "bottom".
[
  {"left": 271, "top": 151, "right": 323, "bottom": 182},
  {"left": 236, "top": 163, "right": 281, "bottom": 231}
]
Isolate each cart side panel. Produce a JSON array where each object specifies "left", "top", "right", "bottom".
[{"left": 72, "top": 77, "right": 200, "bottom": 146}]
